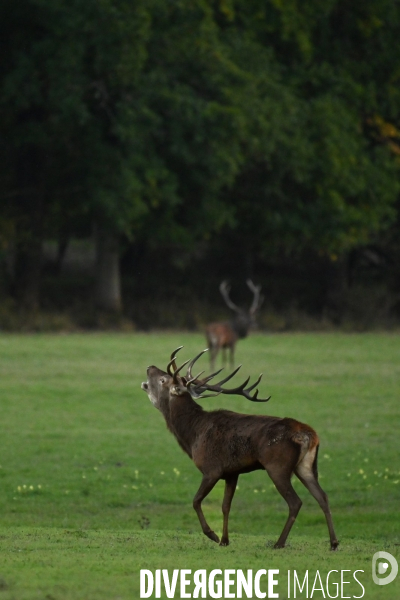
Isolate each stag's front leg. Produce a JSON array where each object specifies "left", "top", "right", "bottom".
[
  {"left": 229, "top": 344, "right": 235, "bottom": 368},
  {"left": 220, "top": 474, "right": 238, "bottom": 546},
  {"left": 210, "top": 347, "right": 218, "bottom": 372},
  {"left": 193, "top": 475, "right": 220, "bottom": 543}
]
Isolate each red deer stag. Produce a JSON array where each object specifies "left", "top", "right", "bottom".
[
  {"left": 206, "top": 280, "right": 263, "bottom": 370},
  {"left": 141, "top": 347, "right": 339, "bottom": 550}
]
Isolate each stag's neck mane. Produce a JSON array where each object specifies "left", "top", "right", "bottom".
[
  {"left": 164, "top": 391, "right": 205, "bottom": 458},
  {"left": 232, "top": 313, "right": 250, "bottom": 339}
]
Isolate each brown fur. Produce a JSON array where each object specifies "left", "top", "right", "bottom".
[
  {"left": 205, "top": 322, "right": 238, "bottom": 369},
  {"left": 206, "top": 280, "right": 263, "bottom": 369},
  {"left": 142, "top": 364, "right": 338, "bottom": 550}
]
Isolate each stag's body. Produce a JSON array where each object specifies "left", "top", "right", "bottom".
[
  {"left": 206, "top": 280, "right": 263, "bottom": 370},
  {"left": 142, "top": 351, "right": 338, "bottom": 550},
  {"left": 205, "top": 320, "right": 243, "bottom": 369}
]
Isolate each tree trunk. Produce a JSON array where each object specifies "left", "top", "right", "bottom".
[
  {"left": 12, "top": 147, "right": 47, "bottom": 312},
  {"left": 325, "top": 254, "right": 351, "bottom": 324},
  {"left": 94, "top": 225, "right": 122, "bottom": 312},
  {"left": 14, "top": 237, "right": 43, "bottom": 311},
  {"left": 13, "top": 190, "right": 44, "bottom": 312}
]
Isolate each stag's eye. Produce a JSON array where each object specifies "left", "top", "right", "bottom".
[{"left": 159, "top": 377, "right": 167, "bottom": 385}]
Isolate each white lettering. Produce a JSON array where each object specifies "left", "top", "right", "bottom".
[
  {"left": 294, "top": 571, "right": 308, "bottom": 597},
  {"left": 140, "top": 570, "right": 153, "bottom": 599},
  {"left": 237, "top": 570, "right": 253, "bottom": 598},
  {"left": 269, "top": 569, "right": 279, "bottom": 598},
  {"left": 341, "top": 570, "right": 351, "bottom": 599},
  {"left": 163, "top": 569, "right": 179, "bottom": 599},
  {"left": 180, "top": 569, "right": 191, "bottom": 598},
  {"left": 311, "top": 571, "right": 325, "bottom": 598},
  {"left": 209, "top": 569, "right": 223, "bottom": 599},
  {"left": 224, "top": 570, "right": 236, "bottom": 598},
  {"left": 326, "top": 570, "right": 339, "bottom": 598},
  {"left": 155, "top": 570, "right": 161, "bottom": 598},
  {"left": 352, "top": 571, "right": 365, "bottom": 599},
  {"left": 193, "top": 570, "right": 207, "bottom": 599},
  {"left": 254, "top": 569, "right": 267, "bottom": 599}
]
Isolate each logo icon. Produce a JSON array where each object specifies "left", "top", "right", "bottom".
[{"left": 372, "top": 551, "right": 398, "bottom": 585}]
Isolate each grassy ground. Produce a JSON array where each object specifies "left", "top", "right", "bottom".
[{"left": 0, "top": 332, "right": 399, "bottom": 599}]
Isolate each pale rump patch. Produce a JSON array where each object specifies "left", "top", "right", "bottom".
[
  {"left": 291, "top": 430, "right": 316, "bottom": 467},
  {"left": 292, "top": 427, "right": 319, "bottom": 449},
  {"left": 296, "top": 445, "right": 317, "bottom": 479},
  {"left": 209, "top": 333, "right": 219, "bottom": 347}
]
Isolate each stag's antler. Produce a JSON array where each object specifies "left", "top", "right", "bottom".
[
  {"left": 246, "top": 279, "right": 264, "bottom": 315},
  {"left": 219, "top": 281, "right": 242, "bottom": 314},
  {"left": 167, "top": 346, "right": 183, "bottom": 376},
  {"left": 168, "top": 347, "right": 270, "bottom": 402},
  {"left": 189, "top": 367, "right": 270, "bottom": 402}
]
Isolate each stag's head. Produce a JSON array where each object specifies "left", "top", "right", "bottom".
[
  {"left": 141, "top": 349, "right": 190, "bottom": 411},
  {"left": 219, "top": 280, "right": 264, "bottom": 336},
  {"left": 141, "top": 347, "right": 271, "bottom": 409},
  {"left": 141, "top": 366, "right": 172, "bottom": 409}
]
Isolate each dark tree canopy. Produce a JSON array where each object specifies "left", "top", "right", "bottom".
[{"left": 0, "top": 0, "right": 399, "bottom": 321}]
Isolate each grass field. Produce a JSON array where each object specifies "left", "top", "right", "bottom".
[{"left": 0, "top": 332, "right": 399, "bottom": 599}]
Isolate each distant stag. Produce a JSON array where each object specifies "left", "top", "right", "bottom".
[
  {"left": 141, "top": 347, "right": 339, "bottom": 550},
  {"left": 206, "top": 280, "right": 263, "bottom": 370}
]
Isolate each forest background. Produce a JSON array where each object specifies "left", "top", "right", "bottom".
[{"left": 1, "top": 0, "right": 400, "bottom": 332}]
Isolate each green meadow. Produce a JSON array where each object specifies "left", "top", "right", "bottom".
[{"left": 0, "top": 332, "right": 399, "bottom": 599}]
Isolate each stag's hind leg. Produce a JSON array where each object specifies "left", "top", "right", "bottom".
[
  {"left": 221, "top": 347, "right": 227, "bottom": 367},
  {"left": 268, "top": 471, "right": 303, "bottom": 548},
  {"left": 262, "top": 448, "right": 303, "bottom": 549},
  {"left": 220, "top": 474, "right": 238, "bottom": 546},
  {"left": 295, "top": 448, "right": 339, "bottom": 551},
  {"left": 193, "top": 475, "right": 220, "bottom": 543},
  {"left": 228, "top": 345, "right": 235, "bottom": 368}
]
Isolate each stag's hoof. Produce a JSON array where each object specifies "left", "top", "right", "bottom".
[
  {"left": 206, "top": 530, "right": 220, "bottom": 544},
  {"left": 273, "top": 542, "right": 285, "bottom": 549},
  {"left": 330, "top": 541, "right": 339, "bottom": 551},
  {"left": 219, "top": 538, "right": 230, "bottom": 547}
]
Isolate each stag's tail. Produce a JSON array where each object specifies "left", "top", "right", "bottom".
[{"left": 291, "top": 426, "right": 320, "bottom": 476}]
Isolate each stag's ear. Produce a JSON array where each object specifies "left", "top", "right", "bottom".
[{"left": 170, "top": 383, "right": 186, "bottom": 396}]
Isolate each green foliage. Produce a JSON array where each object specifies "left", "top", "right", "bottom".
[
  {"left": 212, "top": 1, "right": 400, "bottom": 257},
  {"left": 2, "top": 0, "right": 399, "bottom": 241},
  {"left": 0, "top": 0, "right": 152, "bottom": 237},
  {"left": 1, "top": 0, "right": 400, "bottom": 310}
]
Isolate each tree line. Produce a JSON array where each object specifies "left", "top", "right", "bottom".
[{"left": 1, "top": 0, "right": 400, "bottom": 328}]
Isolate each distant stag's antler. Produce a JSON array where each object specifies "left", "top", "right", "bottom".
[
  {"left": 169, "top": 347, "right": 271, "bottom": 402},
  {"left": 219, "top": 279, "right": 264, "bottom": 316},
  {"left": 206, "top": 280, "right": 264, "bottom": 371},
  {"left": 219, "top": 281, "right": 242, "bottom": 314},
  {"left": 246, "top": 279, "right": 264, "bottom": 315}
]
